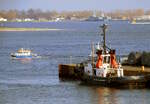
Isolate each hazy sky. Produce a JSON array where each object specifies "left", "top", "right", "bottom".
[{"left": 0, "top": 0, "right": 150, "bottom": 11}]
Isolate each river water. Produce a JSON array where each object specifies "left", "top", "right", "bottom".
[{"left": 0, "top": 21, "right": 150, "bottom": 104}]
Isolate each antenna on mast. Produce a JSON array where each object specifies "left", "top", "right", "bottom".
[{"left": 100, "top": 24, "right": 108, "bottom": 54}]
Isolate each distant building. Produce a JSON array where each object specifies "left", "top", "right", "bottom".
[
  {"left": 24, "top": 18, "right": 34, "bottom": 22},
  {"left": 52, "top": 17, "right": 65, "bottom": 22},
  {"left": 134, "top": 15, "right": 150, "bottom": 20},
  {"left": 38, "top": 18, "right": 47, "bottom": 22},
  {"left": 15, "top": 18, "right": 22, "bottom": 22},
  {"left": 70, "top": 17, "right": 78, "bottom": 21},
  {"left": 122, "top": 16, "right": 128, "bottom": 20},
  {"left": 0, "top": 18, "right": 7, "bottom": 22}
]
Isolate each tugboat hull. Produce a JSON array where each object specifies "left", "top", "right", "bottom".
[{"left": 81, "top": 74, "right": 148, "bottom": 88}]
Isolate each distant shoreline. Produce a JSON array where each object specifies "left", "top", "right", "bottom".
[{"left": 0, "top": 27, "right": 64, "bottom": 31}]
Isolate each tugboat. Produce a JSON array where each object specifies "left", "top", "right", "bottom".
[
  {"left": 11, "top": 48, "right": 37, "bottom": 59},
  {"left": 81, "top": 24, "right": 148, "bottom": 87}
]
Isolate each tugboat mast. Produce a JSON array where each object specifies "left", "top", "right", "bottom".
[{"left": 101, "top": 24, "right": 107, "bottom": 54}]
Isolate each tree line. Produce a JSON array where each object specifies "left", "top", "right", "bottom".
[{"left": 0, "top": 8, "right": 150, "bottom": 20}]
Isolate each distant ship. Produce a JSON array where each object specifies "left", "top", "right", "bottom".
[
  {"left": 131, "top": 20, "right": 150, "bottom": 24},
  {"left": 85, "top": 12, "right": 111, "bottom": 22},
  {"left": 85, "top": 15, "right": 104, "bottom": 21},
  {"left": 11, "top": 48, "right": 37, "bottom": 59}
]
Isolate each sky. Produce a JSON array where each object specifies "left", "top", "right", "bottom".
[{"left": 0, "top": 0, "right": 150, "bottom": 11}]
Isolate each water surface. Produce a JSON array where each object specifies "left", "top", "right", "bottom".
[{"left": 0, "top": 21, "right": 150, "bottom": 104}]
